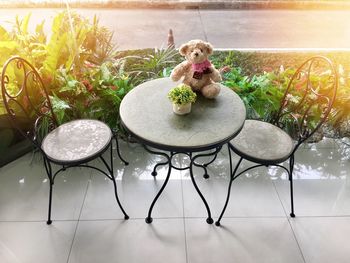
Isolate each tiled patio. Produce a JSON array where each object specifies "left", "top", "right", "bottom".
[{"left": 0, "top": 138, "right": 350, "bottom": 263}]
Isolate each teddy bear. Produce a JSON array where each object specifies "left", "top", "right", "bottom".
[{"left": 170, "top": 40, "right": 222, "bottom": 99}]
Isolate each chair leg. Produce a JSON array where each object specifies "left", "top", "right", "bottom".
[
  {"left": 109, "top": 144, "right": 129, "bottom": 220},
  {"left": 289, "top": 155, "right": 295, "bottom": 218},
  {"left": 43, "top": 157, "right": 53, "bottom": 225},
  {"left": 114, "top": 136, "right": 129, "bottom": 166},
  {"left": 215, "top": 152, "right": 243, "bottom": 227},
  {"left": 47, "top": 181, "right": 53, "bottom": 225}
]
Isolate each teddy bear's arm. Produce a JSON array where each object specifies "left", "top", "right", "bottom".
[
  {"left": 210, "top": 66, "right": 222, "bottom": 82},
  {"left": 170, "top": 61, "right": 191, "bottom": 81}
]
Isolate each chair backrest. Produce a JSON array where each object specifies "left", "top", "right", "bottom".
[
  {"left": 273, "top": 56, "right": 338, "bottom": 151},
  {"left": 1, "top": 56, "right": 58, "bottom": 148}
]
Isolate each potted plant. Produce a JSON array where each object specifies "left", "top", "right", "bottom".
[{"left": 168, "top": 84, "right": 197, "bottom": 115}]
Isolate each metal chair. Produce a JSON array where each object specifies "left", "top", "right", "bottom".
[
  {"left": 1, "top": 56, "right": 129, "bottom": 224},
  {"left": 216, "top": 56, "right": 338, "bottom": 226}
]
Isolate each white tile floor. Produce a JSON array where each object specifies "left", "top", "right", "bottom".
[{"left": 0, "top": 138, "right": 350, "bottom": 263}]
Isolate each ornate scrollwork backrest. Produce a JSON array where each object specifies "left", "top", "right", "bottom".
[
  {"left": 273, "top": 56, "right": 338, "bottom": 150},
  {"left": 1, "top": 56, "right": 58, "bottom": 148}
]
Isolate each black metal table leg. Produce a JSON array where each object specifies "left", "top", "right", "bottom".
[
  {"left": 152, "top": 160, "right": 170, "bottom": 176},
  {"left": 215, "top": 145, "right": 243, "bottom": 226},
  {"left": 189, "top": 147, "right": 222, "bottom": 224},
  {"left": 189, "top": 159, "right": 213, "bottom": 224},
  {"left": 143, "top": 146, "right": 171, "bottom": 223},
  {"left": 193, "top": 149, "right": 220, "bottom": 179},
  {"left": 143, "top": 145, "right": 222, "bottom": 224}
]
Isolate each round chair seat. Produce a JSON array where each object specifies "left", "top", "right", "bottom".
[
  {"left": 230, "top": 120, "right": 294, "bottom": 164},
  {"left": 42, "top": 119, "right": 112, "bottom": 164}
]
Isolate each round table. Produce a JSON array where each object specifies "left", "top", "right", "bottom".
[{"left": 120, "top": 77, "right": 246, "bottom": 224}]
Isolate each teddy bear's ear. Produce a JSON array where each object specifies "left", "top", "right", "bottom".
[
  {"left": 179, "top": 44, "right": 189, "bottom": 56},
  {"left": 205, "top": 42, "right": 213, "bottom": 55}
]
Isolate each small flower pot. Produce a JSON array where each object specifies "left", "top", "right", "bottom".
[{"left": 173, "top": 103, "right": 191, "bottom": 115}]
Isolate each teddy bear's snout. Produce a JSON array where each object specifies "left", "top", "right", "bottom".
[{"left": 190, "top": 49, "right": 205, "bottom": 62}]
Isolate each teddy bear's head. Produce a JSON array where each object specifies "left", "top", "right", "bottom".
[{"left": 179, "top": 40, "right": 213, "bottom": 64}]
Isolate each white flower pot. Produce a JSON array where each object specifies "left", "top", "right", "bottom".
[{"left": 173, "top": 103, "right": 191, "bottom": 115}]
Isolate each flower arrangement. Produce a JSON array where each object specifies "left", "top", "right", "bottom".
[
  {"left": 168, "top": 84, "right": 197, "bottom": 115},
  {"left": 168, "top": 84, "right": 197, "bottom": 105}
]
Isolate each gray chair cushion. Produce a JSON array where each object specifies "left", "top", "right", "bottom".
[
  {"left": 230, "top": 120, "right": 294, "bottom": 164},
  {"left": 42, "top": 119, "right": 112, "bottom": 164}
]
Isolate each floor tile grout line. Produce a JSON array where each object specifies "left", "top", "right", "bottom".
[
  {"left": 287, "top": 218, "right": 307, "bottom": 263},
  {"left": 3, "top": 213, "right": 349, "bottom": 224},
  {"left": 272, "top": 180, "right": 307, "bottom": 263},
  {"left": 271, "top": 179, "right": 289, "bottom": 218},
  {"left": 65, "top": 171, "right": 92, "bottom": 263},
  {"left": 180, "top": 170, "right": 189, "bottom": 263},
  {"left": 197, "top": 9, "right": 208, "bottom": 42},
  {"left": 1, "top": 214, "right": 349, "bottom": 224}
]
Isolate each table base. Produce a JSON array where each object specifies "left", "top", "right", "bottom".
[{"left": 143, "top": 145, "right": 222, "bottom": 224}]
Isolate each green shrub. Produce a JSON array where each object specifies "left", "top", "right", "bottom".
[
  {"left": 0, "top": 11, "right": 132, "bottom": 134},
  {"left": 125, "top": 46, "right": 180, "bottom": 85}
]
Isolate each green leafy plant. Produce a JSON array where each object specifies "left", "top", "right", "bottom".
[
  {"left": 327, "top": 64, "right": 350, "bottom": 136},
  {"left": 51, "top": 60, "right": 132, "bottom": 130},
  {"left": 222, "top": 63, "right": 338, "bottom": 141},
  {"left": 0, "top": 11, "right": 132, "bottom": 135},
  {"left": 127, "top": 46, "right": 180, "bottom": 85},
  {"left": 168, "top": 84, "right": 197, "bottom": 105},
  {"left": 85, "top": 16, "right": 118, "bottom": 65},
  {"left": 222, "top": 67, "right": 284, "bottom": 121}
]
